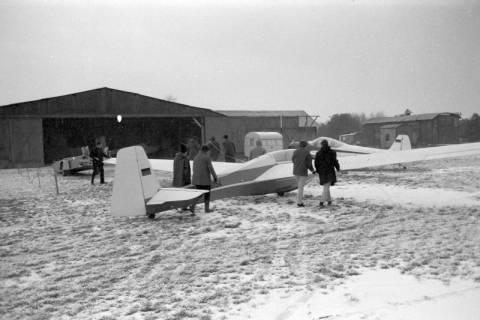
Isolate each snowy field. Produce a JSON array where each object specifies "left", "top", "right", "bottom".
[{"left": 1, "top": 155, "right": 480, "bottom": 320}]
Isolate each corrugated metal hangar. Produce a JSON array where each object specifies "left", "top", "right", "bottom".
[{"left": 0, "top": 88, "right": 223, "bottom": 168}]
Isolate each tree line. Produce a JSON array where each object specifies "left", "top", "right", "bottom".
[{"left": 316, "top": 112, "right": 384, "bottom": 139}]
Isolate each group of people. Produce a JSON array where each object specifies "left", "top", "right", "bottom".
[
  {"left": 174, "top": 135, "right": 340, "bottom": 213},
  {"left": 292, "top": 139, "right": 340, "bottom": 207},
  {"left": 173, "top": 142, "right": 217, "bottom": 213},
  {"left": 173, "top": 134, "right": 237, "bottom": 213},
  {"left": 184, "top": 135, "right": 237, "bottom": 163}
]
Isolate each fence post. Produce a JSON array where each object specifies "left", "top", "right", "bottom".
[{"left": 53, "top": 169, "right": 59, "bottom": 195}]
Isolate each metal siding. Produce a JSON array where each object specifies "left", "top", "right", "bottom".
[
  {"left": 104, "top": 88, "right": 115, "bottom": 114},
  {"left": 112, "top": 90, "right": 139, "bottom": 114},
  {"left": 76, "top": 90, "right": 104, "bottom": 114},
  {"left": 436, "top": 115, "right": 459, "bottom": 144},
  {"left": 9, "top": 118, "right": 44, "bottom": 167},
  {"left": 380, "top": 127, "right": 396, "bottom": 148},
  {"left": 432, "top": 119, "right": 438, "bottom": 145},
  {"left": 140, "top": 95, "right": 168, "bottom": 114},
  {"left": 0, "top": 119, "right": 12, "bottom": 168},
  {"left": 47, "top": 94, "right": 73, "bottom": 114}
]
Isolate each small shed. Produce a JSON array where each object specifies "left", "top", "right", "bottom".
[
  {"left": 362, "top": 112, "right": 460, "bottom": 148},
  {"left": 244, "top": 132, "right": 283, "bottom": 157}
]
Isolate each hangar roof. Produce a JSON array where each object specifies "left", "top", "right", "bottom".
[
  {"left": 214, "top": 110, "right": 320, "bottom": 127},
  {"left": 0, "top": 87, "right": 224, "bottom": 118},
  {"left": 363, "top": 112, "right": 460, "bottom": 125},
  {"left": 215, "top": 110, "right": 311, "bottom": 117},
  {"left": 380, "top": 124, "right": 404, "bottom": 129}
]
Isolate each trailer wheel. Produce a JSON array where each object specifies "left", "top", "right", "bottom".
[{"left": 147, "top": 213, "right": 156, "bottom": 220}]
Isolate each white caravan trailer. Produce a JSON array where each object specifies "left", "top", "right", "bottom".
[{"left": 244, "top": 132, "right": 283, "bottom": 157}]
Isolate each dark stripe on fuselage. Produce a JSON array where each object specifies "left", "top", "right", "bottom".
[
  {"left": 210, "top": 174, "right": 316, "bottom": 201},
  {"left": 218, "top": 164, "right": 276, "bottom": 186},
  {"left": 331, "top": 148, "right": 370, "bottom": 155}
]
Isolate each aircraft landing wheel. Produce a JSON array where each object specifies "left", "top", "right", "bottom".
[
  {"left": 147, "top": 213, "right": 156, "bottom": 220},
  {"left": 277, "top": 192, "right": 285, "bottom": 197}
]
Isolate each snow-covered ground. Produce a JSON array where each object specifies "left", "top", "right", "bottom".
[
  {"left": 230, "top": 269, "right": 480, "bottom": 320},
  {"left": 1, "top": 156, "right": 479, "bottom": 320}
]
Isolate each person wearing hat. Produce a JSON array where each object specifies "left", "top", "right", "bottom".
[
  {"left": 222, "top": 134, "right": 236, "bottom": 162},
  {"left": 172, "top": 143, "right": 191, "bottom": 187}
]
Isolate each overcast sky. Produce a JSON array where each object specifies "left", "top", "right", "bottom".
[{"left": 1, "top": 0, "right": 479, "bottom": 121}]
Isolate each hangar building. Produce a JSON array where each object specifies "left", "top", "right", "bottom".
[
  {"left": 0, "top": 87, "right": 223, "bottom": 168},
  {"left": 362, "top": 112, "right": 460, "bottom": 148}
]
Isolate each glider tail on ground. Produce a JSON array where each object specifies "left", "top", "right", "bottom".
[
  {"left": 111, "top": 146, "right": 160, "bottom": 217},
  {"left": 389, "top": 135, "right": 411, "bottom": 151},
  {"left": 111, "top": 146, "right": 208, "bottom": 218}
]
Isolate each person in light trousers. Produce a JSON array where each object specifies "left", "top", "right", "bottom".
[{"left": 292, "top": 141, "right": 315, "bottom": 207}]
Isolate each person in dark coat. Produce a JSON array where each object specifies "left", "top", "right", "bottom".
[
  {"left": 90, "top": 141, "right": 109, "bottom": 185},
  {"left": 314, "top": 139, "right": 340, "bottom": 206},
  {"left": 192, "top": 145, "right": 218, "bottom": 213},
  {"left": 222, "top": 134, "right": 236, "bottom": 162},
  {"left": 207, "top": 136, "right": 221, "bottom": 161},
  {"left": 172, "top": 144, "right": 191, "bottom": 187},
  {"left": 292, "top": 141, "right": 315, "bottom": 207}
]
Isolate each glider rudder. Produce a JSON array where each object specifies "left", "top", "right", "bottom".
[
  {"left": 111, "top": 146, "right": 160, "bottom": 217},
  {"left": 389, "top": 135, "right": 411, "bottom": 151}
]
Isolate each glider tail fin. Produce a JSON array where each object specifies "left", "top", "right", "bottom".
[
  {"left": 389, "top": 135, "right": 412, "bottom": 151},
  {"left": 111, "top": 146, "right": 160, "bottom": 217}
]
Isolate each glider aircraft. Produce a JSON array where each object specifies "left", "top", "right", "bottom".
[
  {"left": 107, "top": 136, "right": 480, "bottom": 219},
  {"left": 292, "top": 134, "right": 412, "bottom": 154},
  {"left": 52, "top": 148, "right": 93, "bottom": 176}
]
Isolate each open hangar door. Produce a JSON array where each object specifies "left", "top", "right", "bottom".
[{"left": 42, "top": 117, "right": 202, "bottom": 164}]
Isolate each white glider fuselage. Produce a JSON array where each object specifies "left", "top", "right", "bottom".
[
  {"left": 210, "top": 149, "right": 310, "bottom": 201},
  {"left": 308, "top": 135, "right": 412, "bottom": 154}
]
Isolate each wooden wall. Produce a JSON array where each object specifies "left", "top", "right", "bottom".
[{"left": 0, "top": 119, "right": 44, "bottom": 168}]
